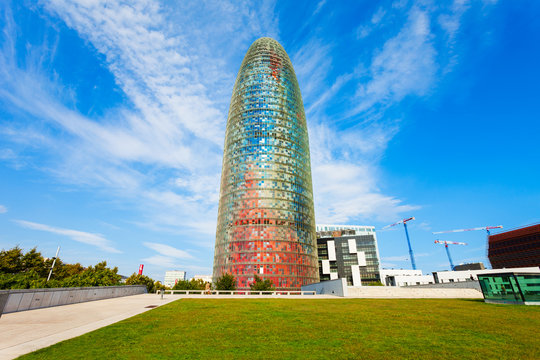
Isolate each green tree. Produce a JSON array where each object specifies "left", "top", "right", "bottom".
[
  {"left": 52, "top": 261, "right": 84, "bottom": 279},
  {"left": 171, "top": 279, "right": 207, "bottom": 291},
  {"left": 0, "top": 246, "right": 24, "bottom": 273},
  {"left": 21, "top": 248, "right": 48, "bottom": 276},
  {"left": 62, "top": 261, "right": 122, "bottom": 287},
  {"left": 125, "top": 273, "right": 155, "bottom": 293},
  {"left": 189, "top": 278, "right": 207, "bottom": 290},
  {"left": 250, "top": 275, "right": 275, "bottom": 291},
  {"left": 0, "top": 247, "right": 123, "bottom": 290},
  {"left": 215, "top": 273, "right": 236, "bottom": 290},
  {"left": 154, "top": 281, "right": 166, "bottom": 291}
]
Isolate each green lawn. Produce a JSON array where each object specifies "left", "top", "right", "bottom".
[{"left": 20, "top": 299, "right": 540, "bottom": 359}]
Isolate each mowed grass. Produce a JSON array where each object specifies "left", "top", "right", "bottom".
[{"left": 20, "top": 298, "right": 540, "bottom": 360}]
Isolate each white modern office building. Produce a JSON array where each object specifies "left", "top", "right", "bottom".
[
  {"left": 380, "top": 269, "right": 435, "bottom": 286},
  {"left": 432, "top": 267, "right": 540, "bottom": 283},
  {"left": 163, "top": 270, "right": 186, "bottom": 288}
]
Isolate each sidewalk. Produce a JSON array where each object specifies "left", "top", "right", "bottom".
[{"left": 0, "top": 293, "right": 178, "bottom": 360}]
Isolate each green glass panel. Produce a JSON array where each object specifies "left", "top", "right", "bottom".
[
  {"left": 478, "top": 275, "right": 523, "bottom": 302},
  {"left": 515, "top": 274, "right": 540, "bottom": 302}
]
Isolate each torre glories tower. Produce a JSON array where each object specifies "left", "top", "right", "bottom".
[{"left": 213, "top": 38, "right": 319, "bottom": 290}]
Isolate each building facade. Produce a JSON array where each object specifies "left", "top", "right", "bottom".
[
  {"left": 163, "top": 271, "right": 186, "bottom": 288},
  {"left": 213, "top": 38, "right": 319, "bottom": 290},
  {"left": 488, "top": 224, "right": 540, "bottom": 268},
  {"left": 316, "top": 225, "right": 381, "bottom": 286}
]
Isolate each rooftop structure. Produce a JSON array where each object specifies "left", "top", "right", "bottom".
[{"left": 453, "top": 262, "right": 485, "bottom": 271}]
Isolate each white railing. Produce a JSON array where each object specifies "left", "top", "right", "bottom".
[{"left": 155, "top": 290, "right": 316, "bottom": 296}]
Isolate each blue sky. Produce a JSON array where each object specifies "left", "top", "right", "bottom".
[{"left": 1, "top": 0, "right": 539, "bottom": 281}]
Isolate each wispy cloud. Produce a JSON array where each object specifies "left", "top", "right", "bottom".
[
  {"left": 0, "top": 1, "right": 277, "bottom": 244},
  {"left": 353, "top": 7, "right": 437, "bottom": 115},
  {"left": 382, "top": 255, "right": 409, "bottom": 262},
  {"left": 313, "top": 0, "right": 327, "bottom": 16},
  {"left": 0, "top": 205, "right": 7, "bottom": 214},
  {"left": 141, "top": 254, "right": 211, "bottom": 274},
  {"left": 143, "top": 242, "right": 193, "bottom": 260},
  {"left": 357, "top": 7, "right": 386, "bottom": 39},
  {"left": 140, "top": 242, "right": 213, "bottom": 274},
  {"left": 14, "top": 219, "right": 120, "bottom": 253},
  {"left": 0, "top": 0, "right": 498, "bottom": 261},
  {"left": 382, "top": 252, "right": 431, "bottom": 262},
  {"left": 291, "top": 0, "right": 498, "bottom": 225}
]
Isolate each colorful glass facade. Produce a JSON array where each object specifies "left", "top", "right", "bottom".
[{"left": 213, "top": 37, "right": 319, "bottom": 290}]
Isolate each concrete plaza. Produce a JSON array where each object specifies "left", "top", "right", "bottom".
[{"left": 0, "top": 294, "right": 177, "bottom": 359}]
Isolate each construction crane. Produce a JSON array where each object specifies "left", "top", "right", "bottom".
[
  {"left": 434, "top": 240, "right": 467, "bottom": 270},
  {"left": 382, "top": 217, "right": 417, "bottom": 270},
  {"left": 432, "top": 225, "right": 503, "bottom": 236},
  {"left": 432, "top": 225, "right": 503, "bottom": 268}
]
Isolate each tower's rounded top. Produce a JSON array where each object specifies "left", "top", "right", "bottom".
[
  {"left": 249, "top": 37, "right": 284, "bottom": 49},
  {"left": 253, "top": 37, "right": 280, "bottom": 43}
]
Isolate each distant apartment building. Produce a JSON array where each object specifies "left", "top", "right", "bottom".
[
  {"left": 164, "top": 270, "right": 186, "bottom": 288},
  {"left": 316, "top": 225, "right": 381, "bottom": 286},
  {"left": 488, "top": 224, "right": 540, "bottom": 268}
]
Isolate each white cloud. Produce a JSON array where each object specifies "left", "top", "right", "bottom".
[
  {"left": 354, "top": 8, "right": 437, "bottom": 115},
  {"left": 292, "top": 38, "right": 333, "bottom": 103},
  {"left": 0, "top": 1, "right": 277, "bottom": 241},
  {"left": 313, "top": 0, "right": 327, "bottom": 16},
  {"left": 382, "top": 255, "right": 409, "bottom": 262},
  {"left": 141, "top": 254, "right": 211, "bottom": 273},
  {"left": 143, "top": 242, "right": 193, "bottom": 260},
  {"left": 14, "top": 219, "right": 120, "bottom": 253},
  {"left": 382, "top": 252, "right": 431, "bottom": 262},
  {"left": 0, "top": 0, "right": 498, "bottom": 250},
  {"left": 312, "top": 161, "right": 418, "bottom": 224},
  {"left": 357, "top": 7, "right": 387, "bottom": 39},
  {"left": 0, "top": 205, "right": 7, "bottom": 214}
]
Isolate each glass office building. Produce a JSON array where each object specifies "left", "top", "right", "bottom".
[{"left": 213, "top": 38, "right": 318, "bottom": 290}]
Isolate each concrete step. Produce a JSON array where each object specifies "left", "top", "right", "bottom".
[{"left": 346, "top": 287, "right": 483, "bottom": 298}]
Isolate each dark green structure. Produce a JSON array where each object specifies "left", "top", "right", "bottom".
[{"left": 478, "top": 271, "right": 540, "bottom": 305}]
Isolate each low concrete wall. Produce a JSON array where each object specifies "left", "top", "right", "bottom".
[
  {"left": 403, "top": 280, "right": 481, "bottom": 291},
  {"left": 346, "top": 286, "right": 483, "bottom": 299},
  {"left": 302, "top": 278, "right": 347, "bottom": 297},
  {"left": 0, "top": 285, "right": 147, "bottom": 316}
]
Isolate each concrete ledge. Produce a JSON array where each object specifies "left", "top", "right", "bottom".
[
  {"left": 346, "top": 286, "right": 483, "bottom": 298},
  {"left": 0, "top": 285, "right": 147, "bottom": 316},
  {"left": 404, "top": 280, "right": 481, "bottom": 291}
]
